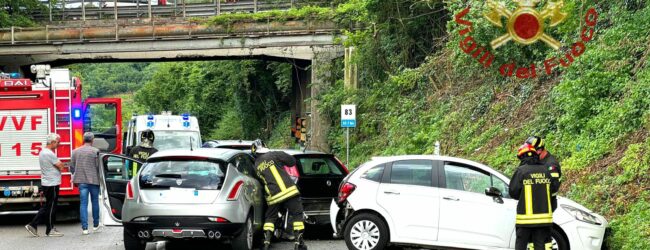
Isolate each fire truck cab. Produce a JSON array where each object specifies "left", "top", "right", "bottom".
[{"left": 0, "top": 65, "right": 122, "bottom": 215}]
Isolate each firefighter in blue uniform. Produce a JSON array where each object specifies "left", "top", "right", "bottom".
[
  {"left": 509, "top": 143, "right": 560, "bottom": 250},
  {"left": 252, "top": 140, "right": 307, "bottom": 250}
]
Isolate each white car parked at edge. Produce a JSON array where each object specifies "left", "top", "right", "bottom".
[{"left": 330, "top": 155, "right": 608, "bottom": 250}]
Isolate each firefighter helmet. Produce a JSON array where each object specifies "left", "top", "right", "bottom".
[
  {"left": 251, "top": 139, "right": 269, "bottom": 154},
  {"left": 141, "top": 129, "right": 155, "bottom": 143},
  {"left": 517, "top": 143, "right": 538, "bottom": 159},
  {"left": 525, "top": 136, "right": 545, "bottom": 150}
]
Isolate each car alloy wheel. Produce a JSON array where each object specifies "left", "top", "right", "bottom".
[{"left": 349, "top": 220, "right": 381, "bottom": 250}]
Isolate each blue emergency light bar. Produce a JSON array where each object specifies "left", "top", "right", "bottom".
[
  {"left": 9, "top": 73, "right": 21, "bottom": 78},
  {"left": 146, "top": 113, "right": 155, "bottom": 127},
  {"left": 182, "top": 113, "right": 191, "bottom": 127}
]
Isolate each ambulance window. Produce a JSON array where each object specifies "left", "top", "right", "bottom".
[{"left": 84, "top": 103, "right": 117, "bottom": 152}]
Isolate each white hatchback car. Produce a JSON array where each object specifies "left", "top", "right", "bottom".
[{"left": 330, "top": 155, "right": 608, "bottom": 250}]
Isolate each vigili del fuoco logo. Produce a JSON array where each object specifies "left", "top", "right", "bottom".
[{"left": 454, "top": 0, "right": 599, "bottom": 79}]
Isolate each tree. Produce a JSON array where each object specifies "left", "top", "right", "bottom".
[{"left": 0, "top": 0, "right": 44, "bottom": 27}]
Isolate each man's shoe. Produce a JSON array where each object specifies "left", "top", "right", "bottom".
[
  {"left": 46, "top": 229, "right": 64, "bottom": 237},
  {"left": 25, "top": 224, "right": 38, "bottom": 237},
  {"left": 294, "top": 243, "right": 308, "bottom": 250},
  {"left": 92, "top": 225, "right": 101, "bottom": 232},
  {"left": 293, "top": 230, "right": 307, "bottom": 250},
  {"left": 82, "top": 229, "right": 89, "bottom": 235},
  {"left": 263, "top": 231, "right": 272, "bottom": 250}
]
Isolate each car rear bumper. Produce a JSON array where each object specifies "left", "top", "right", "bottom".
[
  {"left": 122, "top": 201, "right": 249, "bottom": 224},
  {"left": 302, "top": 198, "right": 332, "bottom": 224},
  {"left": 124, "top": 217, "right": 244, "bottom": 240}
]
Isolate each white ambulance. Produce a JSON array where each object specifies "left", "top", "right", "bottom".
[{"left": 124, "top": 112, "right": 201, "bottom": 153}]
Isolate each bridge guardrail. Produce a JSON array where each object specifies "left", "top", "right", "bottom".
[
  {"left": 0, "top": 18, "right": 341, "bottom": 45},
  {"left": 35, "top": 0, "right": 329, "bottom": 21}
]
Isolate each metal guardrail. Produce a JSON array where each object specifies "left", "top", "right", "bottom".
[
  {"left": 34, "top": 0, "right": 329, "bottom": 21},
  {"left": 0, "top": 0, "right": 337, "bottom": 45},
  {"left": 0, "top": 19, "right": 340, "bottom": 45}
]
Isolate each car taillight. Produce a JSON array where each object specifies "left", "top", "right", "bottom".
[
  {"left": 334, "top": 157, "right": 350, "bottom": 174},
  {"left": 284, "top": 165, "right": 300, "bottom": 178},
  {"left": 338, "top": 182, "right": 356, "bottom": 203},
  {"left": 126, "top": 182, "right": 134, "bottom": 200},
  {"left": 227, "top": 181, "right": 244, "bottom": 201},
  {"left": 208, "top": 217, "right": 230, "bottom": 223}
]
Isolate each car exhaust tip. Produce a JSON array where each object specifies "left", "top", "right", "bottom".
[
  {"left": 214, "top": 231, "right": 221, "bottom": 240},
  {"left": 208, "top": 231, "right": 215, "bottom": 239},
  {"left": 143, "top": 231, "right": 150, "bottom": 238},
  {"left": 137, "top": 231, "right": 144, "bottom": 238}
]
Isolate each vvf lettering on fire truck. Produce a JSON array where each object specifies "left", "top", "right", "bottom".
[{"left": 0, "top": 67, "right": 122, "bottom": 215}]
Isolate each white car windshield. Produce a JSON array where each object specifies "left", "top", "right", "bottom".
[{"left": 152, "top": 131, "right": 201, "bottom": 151}]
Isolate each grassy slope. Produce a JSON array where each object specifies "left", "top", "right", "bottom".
[{"left": 310, "top": 1, "right": 650, "bottom": 249}]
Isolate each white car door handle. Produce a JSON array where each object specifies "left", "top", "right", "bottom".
[
  {"left": 443, "top": 196, "right": 460, "bottom": 201},
  {"left": 383, "top": 190, "right": 400, "bottom": 195}
]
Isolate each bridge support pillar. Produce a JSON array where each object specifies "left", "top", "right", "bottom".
[
  {"left": 307, "top": 51, "right": 340, "bottom": 153},
  {"left": 290, "top": 59, "right": 311, "bottom": 146}
]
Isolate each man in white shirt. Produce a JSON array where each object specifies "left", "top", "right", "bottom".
[{"left": 25, "top": 134, "right": 66, "bottom": 237}]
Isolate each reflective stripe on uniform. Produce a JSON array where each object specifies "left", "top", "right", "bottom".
[
  {"left": 516, "top": 214, "right": 553, "bottom": 219},
  {"left": 545, "top": 242, "right": 553, "bottom": 250},
  {"left": 551, "top": 173, "right": 560, "bottom": 178},
  {"left": 266, "top": 186, "right": 299, "bottom": 205},
  {"left": 516, "top": 217, "right": 553, "bottom": 224},
  {"left": 293, "top": 221, "right": 305, "bottom": 231},
  {"left": 269, "top": 165, "right": 287, "bottom": 191},
  {"left": 263, "top": 223, "right": 275, "bottom": 231},
  {"left": 524, "top": 184, "right": 533, "bottom": 215}
]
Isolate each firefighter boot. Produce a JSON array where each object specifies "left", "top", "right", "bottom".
[
  {"left": 294, "top": 230, "right": 308, "bottom": 250},
  {"left": 263, "top": 231, "right": 272, "bottom": 250}
]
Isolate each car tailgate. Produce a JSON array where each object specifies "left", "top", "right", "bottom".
[
  {"left": 140, "top": 189, "right": 221, "bottom": 204},
  {"left": 294, "top": 154, "right": 346, "bottom": 199}
]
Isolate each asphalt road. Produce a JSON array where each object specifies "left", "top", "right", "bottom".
[{"left": 0, "top": 214, "right": 345, "bottom": 250}]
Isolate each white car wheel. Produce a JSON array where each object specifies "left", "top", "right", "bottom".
[{"left": 350, "top": 220, "right": 381, "bottom": 249}]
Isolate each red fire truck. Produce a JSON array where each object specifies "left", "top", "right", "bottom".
[{"left": 0, "top": 65, "right": 122, "bottom": 215}]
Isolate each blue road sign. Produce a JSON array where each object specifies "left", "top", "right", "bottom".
[{"left": 341, "top": 119, "right": 356, "bottom": 128}]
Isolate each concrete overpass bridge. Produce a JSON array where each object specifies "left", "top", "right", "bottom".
[{"left": 0, "top": 0, "right": 356, "bottom": 152}]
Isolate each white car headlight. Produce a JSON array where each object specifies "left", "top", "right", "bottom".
[{"left": 561, "top": 204, "right": 601, "bottom": 225}]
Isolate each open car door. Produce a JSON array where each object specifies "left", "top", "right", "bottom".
[
  {"left": 83, "top": 98, "right": 122, "bottom": 154},
  {"left": 98, "top": 153, "right": 142, "bottom": 226}
]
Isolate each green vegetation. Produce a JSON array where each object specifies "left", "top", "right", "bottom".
[
  {"left": 205, "top": 5, "right": 335, "bottom": 25},
  {"left": 313, "top": 0, "right": 650, "bottom": 248},
  {"left": 134, "top": 60, "right": 292, "bottom": 140},
  {"left": 0, "top": 0, "right": 43, "bottom": 27}
]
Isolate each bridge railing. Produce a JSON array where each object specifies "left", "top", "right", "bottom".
[
  {"left": 0, "top": 18, "right": 340, "bottom": 45},
  {"left": 34, "top": 0, "right": 330, "bottom": 22}
]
